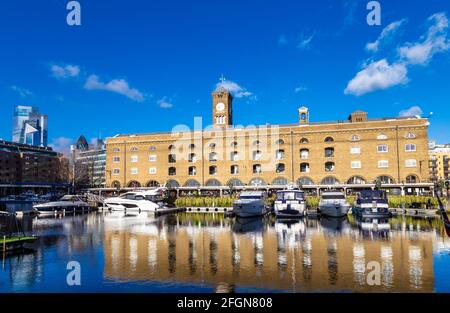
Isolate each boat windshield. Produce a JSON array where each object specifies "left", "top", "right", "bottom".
[
  {"left": 321, "top": 194, "right": 346, "bottom": 200},
  {"left": 359, "top": 190, "right": 387, "bottom": 200},
  {"left": 60, "top": 195, "right": 78, "bottom": 201},
  {"left": 276, "top": 191, "right": 304, "bottom": 200}
]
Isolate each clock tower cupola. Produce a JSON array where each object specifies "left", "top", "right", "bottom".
[{"left": 212, "top": 75, "right": 233, "bottom": 128}]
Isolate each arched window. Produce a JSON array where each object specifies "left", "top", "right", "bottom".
[
  {"left": 377, "top": 134, "right": 388, "bottom": 140},
  {"left": 184, "top": 179, "right": 200, "bottom": 187},
  {"left": 250, "top": 178, "right": 267, "bottom": 186},
  {"left": 188, "top": 153, "right": 196, "bottom": 163},
  {"left": 227, "top": 178, "right": 244, "bottom": 187},
  {"left": 253, "top": 164, "right": 262, "bottom": 174},
  {"left": 325, "top": 162, "right": 335, "bottom": 172},
  {"left": 168, "top": 167, "right": 176, "bottom": 176},
  {"left": 146, "top": 180, "right": 159, "bottom": 187},
  {"left": 189, "top": 143, "right": 196, "bottom": 150},
  {"left": 351, "top": 135, "right": 360, "bottom": 141},
  {"left": 376, "top": 175, "right": 395, "bottom": 184},
  {"left": 275, "top": 139, "right": 285, "bottom": 145},
  {"left": 321, "top": 176, "right": 339, "bottom": 185},
  {"left": 324, "top": 137, "right": 334, "bottom": 142},
  {"left": 231, "top": 165, "right": 239, "bottom": 175},
  {"left": 168, "top": 144, "right": 176, "bottom": 151},
  {"left": 300, "top": 163, "right": 310, "bottom": 173},
  {"left": 253, "top": 150, "right": 262, "bottom": 161},
  {"left": 111, "top": 181, "right": 121, "bottom": 188},
  {"left": 149, "top": 146, "right": 156, "bottom": 151},
  {"left": 297, "top": 177, "right": 314, "bottom": 186},
  {"left": 166, "top": 179, "right": 180, "bottom": 188},
  {"left": 272, "top": 177, "right": 288, "bottom": 186},
  {"left": 209, "top": 165, "right": 217, "bottom": 175},
  {"left": 276, "top": 149, "right": 285, "bottom": 160},
  {"left": 127, "top": 181, "right": 141, "bottom": 188},
  {"left": 112, "top": 148, "right": 120, "bottom": 152},
  {"left": 209, "top": 142, "right": 216, "bottom": 149},
  {"left": 206, "top": 179, "right": 221, "bottom": 186},
  {"left": 347, "top": 176, "right": 366, "bottom": 184},
  {"left": 276, "top": 163, "right": 285, "bottom": 173},
  {"left": 325, "top": 147, "right": 334, "bottom": 158},
  {"left": 300, "top": 149, "right": 309, "bottom": 159},
  {"left": 168, "top": 154, "right": 176, "bottom": 163},
  {"left": 253, "top": 140, "right": 261, "bottom": 146},
  {"left": 405, "top": 132, "right": 416, "bottom": 139},
  {"left": 230, "top": 151, "right": 239, "bottom": 161},
  {"left": 209, "top": 152, "right": 218, "bottom": 162},
  {"left": 130, "top": 147, "right": 138, "bottom": 152},
  {"left": 300, "top": 138, "right": 309, "bottom": 144},
  {"left": 188, "top": 166, "right": 197, "bottom": 176},
  {"left": 406, "top": 175, "right": 418, "bottom": 183}
]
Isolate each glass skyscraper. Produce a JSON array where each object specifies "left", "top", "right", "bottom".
[{"left": 12, "top": 105, "right": 48, "bottom": 147}]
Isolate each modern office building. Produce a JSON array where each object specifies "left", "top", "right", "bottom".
[
  {"left": 71, "top": 136, "right": 106, "bottom": 187},
  {"left": 12, "top": 105, "right": 48, "bottom": 147},
  {"left": 429, "top": 141, "right": 450, "bottom": 182},
  {"left": 0, "top": 140, "right": 68, "bottom": 195},
  {"left": 105, "top": 88, "right": 430, "bottom": 189}
]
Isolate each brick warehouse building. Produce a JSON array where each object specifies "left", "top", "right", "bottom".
[
  {"left": 105, "top": 88, "right": 429, "bottom": 190},
  {"left": 0, "top": 140, "right": 69, "bottom": 195}
]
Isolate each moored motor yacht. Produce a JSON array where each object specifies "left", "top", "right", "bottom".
[
  {"left": 352, "top": 190, "right": 390, "bottom": 218},
  {"left": 33, "top": 195, "right": 90, "bottom": 215},
  {"left": 103, "top": 188, "right": 167, "bottom": 212},
  {"left": 318, "top": 191, "right": 351, "bottom": 217},
  {"left": 274, "top": 187, "right": 306, "bottom": 218},
  {"left": 232, "top": 191, "right": 271, "bottom": 218}
]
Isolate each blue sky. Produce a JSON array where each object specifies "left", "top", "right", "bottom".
[{"left": 0, "top": 0, "right": 449, "bottom": 153}]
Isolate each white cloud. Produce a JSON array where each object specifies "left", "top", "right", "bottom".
[
  {"left": 49, "top": 137, "right": 73, "bottom": 157},
  {"left": 398, "top": 12, "right": 450, "bottom": 65},
  {"left": 399, "top": 106, "right": 423, "bottom": 117},
  {"left": 84, "top": 75, "right": 145, "bottom": 102},
  {"left": 294, "top": 85, "right": 308, "bottom": 93},
  {"left": 344, "top": 59, "right": 408, "bottom": 96},
  {"left": 366, "top": 19, "right": 407, "bottom": 52},
  {"left": 278, "top": 35, "right": 288, "bottom": 46},
  {"left": 215, "top": 80, "right": 253, "bottom": 98},
  {"left": 297, "top": 33, "right": 315, "bottom": 50},
  {"left": 51, "top": 64, "right": 80, "bottom": 79},
  {"left": 11, "top": 85, "right": 32, "bottom": 98},
  {"left": 157, "top": 97, "right": 173, "bottom": 109}
]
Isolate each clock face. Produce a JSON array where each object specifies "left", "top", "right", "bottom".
[{"left": 216, "top": 102, "right": 225, "bottom": 112}]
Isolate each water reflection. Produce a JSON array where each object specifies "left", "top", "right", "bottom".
[{"left": 0, "top": 212, "right": 449, "bottom": 292}]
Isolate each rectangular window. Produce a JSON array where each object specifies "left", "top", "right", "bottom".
[
  {"left": 112, "top": 168, "right": 120, "bottom": 175},
  {"left": 405, "top": 159, "right": 417, "bottom": 168},
  {"left": 351, "top": 161, "right": 361, "bottom": 169},
  {"left": 149, "top": 155, "right": 157, "bottom": 162},
  {"left": 113, "top": 156, "right": 120, "bottom": 163},
  {"left": 377, "top": 145, "right": 388, "bottom": 153},
  {"left": 149, "top": 167, "right": 157, "bottom": 174},
  {"left": 131, "top": 155, "right": 138, "bottom": 163},
  {"left": 405, "top": 144, "right": 416, "bottom": 152},
  {"left": 378, "top": 160, "right": 389, "bottom": 168},
  {"left": 350, "top": 147, "right": 361, "bottom": 154},
  {"left": 131, "top": 168, "right": 138, "bottom": 175}
]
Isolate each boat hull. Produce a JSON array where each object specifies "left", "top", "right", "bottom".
[
  {"left": 233, "top": 202, "right": 270, "bottom": 218},
  {"left": 274, "top": 202, "right": 306, "bottom": 219},
  {"left": 319, "top": 203, "right": 350, "bottom": 217}
]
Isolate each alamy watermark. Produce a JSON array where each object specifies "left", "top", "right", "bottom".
[
  {"left": 67, "top": 1, "right": 81, "bottom": 26},
  {"left": 66, "top": 261, "right": 81, "bottom": 286}
]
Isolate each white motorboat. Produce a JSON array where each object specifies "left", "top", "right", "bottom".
[
  {"left": 274, "top": 187, "right": 306, "bottom": 218},
  {"left": 352, "top": 190, "right": 390, "bottom": 218},
  {"left": 33, "top": 195, "right": 90, "bottom": 215},
  {"left": 232, "top": 191, "right": 271, "bottom": 218},
  {"left": 103, "top": 188, "right": 167, "bottom": 212},
  {"left": 318, "top": 191, "right": 351, "bottom": 217}
]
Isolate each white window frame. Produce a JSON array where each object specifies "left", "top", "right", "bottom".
[
  {"left": 377, "top": 144, "right": 388, "bottom": 153},
  {"left": 378, "top": 160, "right": 389, "bottom": 168},
  {"left": 405, "top": 144, "right": 416, "bottom": 152},
  {"left": 113, "top": 156, "right": 120, "bottom": 163},
  {"left": 350, "top": 147, "right": 361, "bottom": 154},
  {"left": 351, "top": 161, "right": 361, "bottom": 169},
  {"left": 149, "top": 167, "right": 157, "bottom": 174},
  {"left": 131, "top": 168, "right": 138, "bottom": 175},
  {"left": 131, "top": 155, "right": 138, "bottom": 163},
  {"left": 405, "top": 159, "right": 417, "bottom": 168},
  {"left": 149, "top": 155, "right": 157, "bottom": 162}
]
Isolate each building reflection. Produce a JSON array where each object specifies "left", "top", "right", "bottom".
[{"left": 103, "top": 214, "right": 435, "bottom": 292}]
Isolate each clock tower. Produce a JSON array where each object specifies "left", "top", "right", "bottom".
[{"left": 212, "top": 86, "right": 233, "bottom": 128}]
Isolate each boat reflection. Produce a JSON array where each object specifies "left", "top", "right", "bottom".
[{"left": 232, "top": 217, "right": 264, "bottom": 233}]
